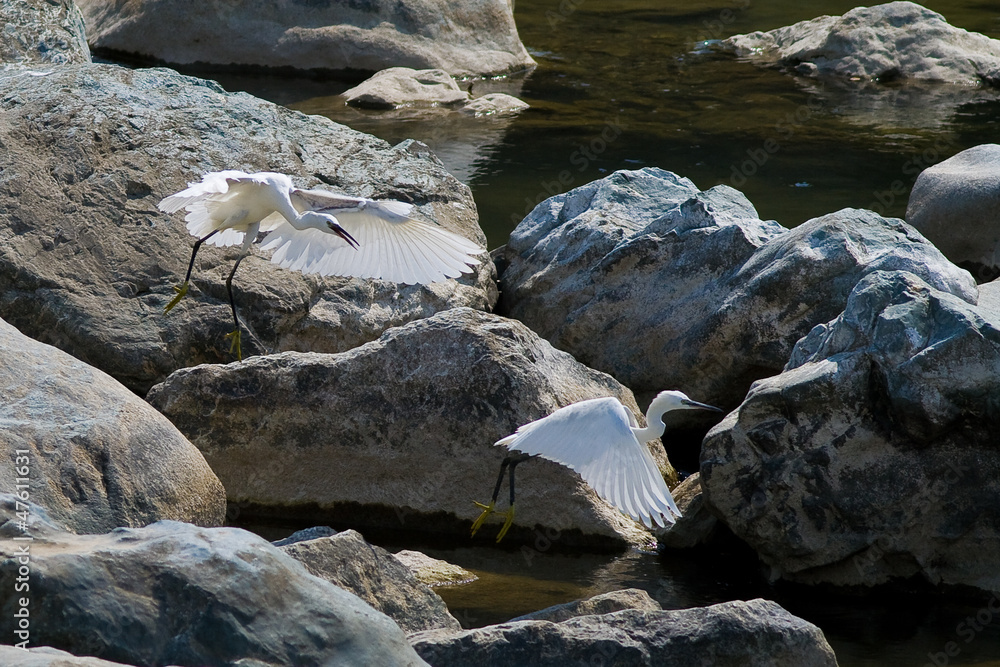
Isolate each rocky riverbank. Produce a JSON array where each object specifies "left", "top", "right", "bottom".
[{"left": 4, "top": 1, "right": 1000, "bottom": 665}]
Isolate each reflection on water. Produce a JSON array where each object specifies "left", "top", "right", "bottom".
[{"left": 204, "top": 2, "right": 1000, "bottom": 665}]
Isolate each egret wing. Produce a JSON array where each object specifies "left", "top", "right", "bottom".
[
  {"left": 260, "top": 188, "right": 484, "bottom": 284},
  {"left": 497, "top": 397, "right": 680, "bottom": 528},
  {"left": 158, "top": 171, "right": 261, "bottom": 248}
]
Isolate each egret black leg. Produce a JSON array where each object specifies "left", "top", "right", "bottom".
[
  {"left": 164, "top": 230, "right": 219, "bottom": 314},
  {"left": 496, "top": 458, "right": 521, "bottom": 542},
  {"left": 223, "top": 253, "right": 246, "bottom": 360}
]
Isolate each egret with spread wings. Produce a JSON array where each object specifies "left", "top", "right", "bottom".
[
  {"left": 159, "top": 170, "right": 484, "bottom": 358},
  {"left": 471, "top": 391, "right": 722, "bottom": 542}
]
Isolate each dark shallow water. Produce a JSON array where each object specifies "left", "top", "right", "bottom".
[{"left": 200, "top": 2, "right": 1000, "bottom": 664}]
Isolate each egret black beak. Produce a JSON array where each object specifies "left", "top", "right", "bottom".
[
  {"left": 328, "top": 221, "right": 359, "bottom": 249},
  {"left": 683, "top": 398, "right": 724, "bottom": 412}
]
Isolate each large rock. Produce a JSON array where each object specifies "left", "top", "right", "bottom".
[
  {"left": 702, "top": 270, "right": 1000, "bottom": 589},
  {"left": 147, "top": 307, "right": 671, "bottom": 547},
  {"left": 0, "top": 63, "right": 494, "bottom": 394},
  {"left": 0, "top": 645, "right": 138, "bottom": 666},
  {"left": 0, "top": 513, "right": 428, "bottom": 667},
  {"left": 722, "top": 2, "right": 1000, "bottom": 85},
  {"left": 907, "top": 144, "right": 1000, "bottom": 281},
  {"left": 1, "top": 0, "right": 91, "bottom": 66},
  {"left": 78, "top": 0, "right": 535, "bottom": 78},
  {"left": 279, "top": 529, "right": 461, "bottom": 634},
  {"left": 499, "top": 167, "right": 975, "bottom": 410},
  {"left": 509, "top": 588, "right": 661, "bottom": 623},
  {"left": 411, "top": 599, "right": 838, "bottom": 666},
  {"left": 0, "top": 317, "right": 225, "bottom": 534}
]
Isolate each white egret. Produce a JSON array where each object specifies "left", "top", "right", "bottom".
[
  {"left": 471, "top": 391, "right": 722, "bottom": 542},
  {"left": 159, "top": 170, "right": 484, "bottom": 359}
]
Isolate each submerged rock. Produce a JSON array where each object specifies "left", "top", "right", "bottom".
[
  {"left": 722, "top": 2, "right": 1000, "bottom": 85},
  {"left": 0, "top": 317, "right": 225, "bottom": 534},
  {"left": 77, "top": 0, "right": 535, "bottom": 78},
  {"left": 0, "top": 517, "right": 428, "bottom": 666},
  {"left": 344, "top": 67, "right": 470, "bottom": 109},
  {"left": 1, "top": 0, "right": 90, "bottom": 66},
  {"left": 411, "top": 599, "right": 838, "bottom": 666},
  {"left": 702, "top": 271, "right": 1000, "bottom": 589},
  {"left": 279, "top": 529, "right": 461, "bottom": 634},
  {"left": 343, "top": 67, "right": 529, "bottom": 118},
  {"left": 147, "top": 307, "right": 670, "bottom": 547},
  {"left": 394, "top": 550, "right": 478, "bottom": 587},
  {"left": 510, "top": 588, "right": 661, "bottom": 623},
  {"left": 499, "top": 167, "right": 974, "bottom": 411},
  {"left": 0, "top": 63, "right": 493, "bottom": 394},
  {"left": 907, "top": 143, "right": 1000, "bottom": 281}
]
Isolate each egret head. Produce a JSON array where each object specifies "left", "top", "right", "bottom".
[
  {"left": 299, "top": 211, "right": 358, "bottom": 248},
  {"left": 651, "top": 390, "right": 723, "bottom": 414}
]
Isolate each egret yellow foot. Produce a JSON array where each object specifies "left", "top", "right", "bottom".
[
  {"left": 163, "top": 282, "right": 189, "bottom": 314},
  {"left": 470, "top": 501, "right": 495, "bottom": 537},
  {"left": 496, "top": 504, "right": 515, "bottom": 543},
  {"left": 224, "top": 328, "right": 242, "bottom": 361}
]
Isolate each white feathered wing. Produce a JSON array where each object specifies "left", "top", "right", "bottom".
[
  {"left": 259, "top": 187, "right": 483, "bottom": 285},
  {"left": 496, "top": 397, "right": 681, "bottom": 528}
]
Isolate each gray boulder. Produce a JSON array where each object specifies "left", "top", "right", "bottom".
[
  {"left": 510, "top": 588, "right": 661, "bottom": 623},
  {"left": 394, "top": 549, "right": 478, "bottom": 587},
  {"left": 499, "top": 167, "right": 975, "bottom": 410},
  {"left": 78, "top": 0, "right": 535, "bottom": 78},
  {"left": 0, "top": 645, "right": 142, "bottom": 666},
  {"left": 147, "top": 307, "right": 670, "bottom": 547},
  {"left": 279, "top": 529, "right": 461, "bottom": 634},
  {"left": 722, "top": 2, "right": 1000, "bottom": 85},
  {"left": 458, "top": 92, "right": 530, "bottom": 118},
  {"left": 702, "top": 270, "right": 1000, "bottom": 589},
  {"left": 907, "top": 144, "right": 1000, "bottom": 281},
  {"left": 1, "top": 0, "right": 90, "bottom": 66},
  {"left": 0, "top": 63, "right": 494, "bottom": 394},
  {"left": 0, "top": 316, "right": 225, "bottom": 534},
  {"left": 411, "top": 599, "right": 838, "bottom": 666},
  {"left": 0, "top": 516, "right": 428, "bottom": 666}
]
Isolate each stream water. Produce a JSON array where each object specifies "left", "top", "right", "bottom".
[{"left": 198, "top": 1, "right": 1000, "bottom": 664}]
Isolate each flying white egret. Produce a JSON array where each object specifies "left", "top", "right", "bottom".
[
  {"left": 158, "top": 170, "right": 484, "bottom": 359},
  {"left": 471, "top": 390, "right": 723, "bottom": 542}
]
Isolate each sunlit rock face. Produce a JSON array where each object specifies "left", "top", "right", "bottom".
[
  {"left": 907, "top": 144, "right": 1000, "bottom": 282},
  {"left": 498, "top": 167, "right": 974, "bottom": 412},
  {"left": 0, "top": 0, "right": 91, "bottom": 66},
  {"left": 0, "top": 317, "right": 226, "bottom": 534},
  {"left": 0, "top": 512, "right": 429, "bottom": 666},
  {"left": 77, "top": 0, "right": 536, "bottom": 78},
  {"left": 147, "top": 308, "right": 670, "bottom": 548},
  {"left": 722, "top": 2, "right": 1000, "bottom": 85},
  {"left": 702, "top": 270, "right": 1000, "bottom": 590}
]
